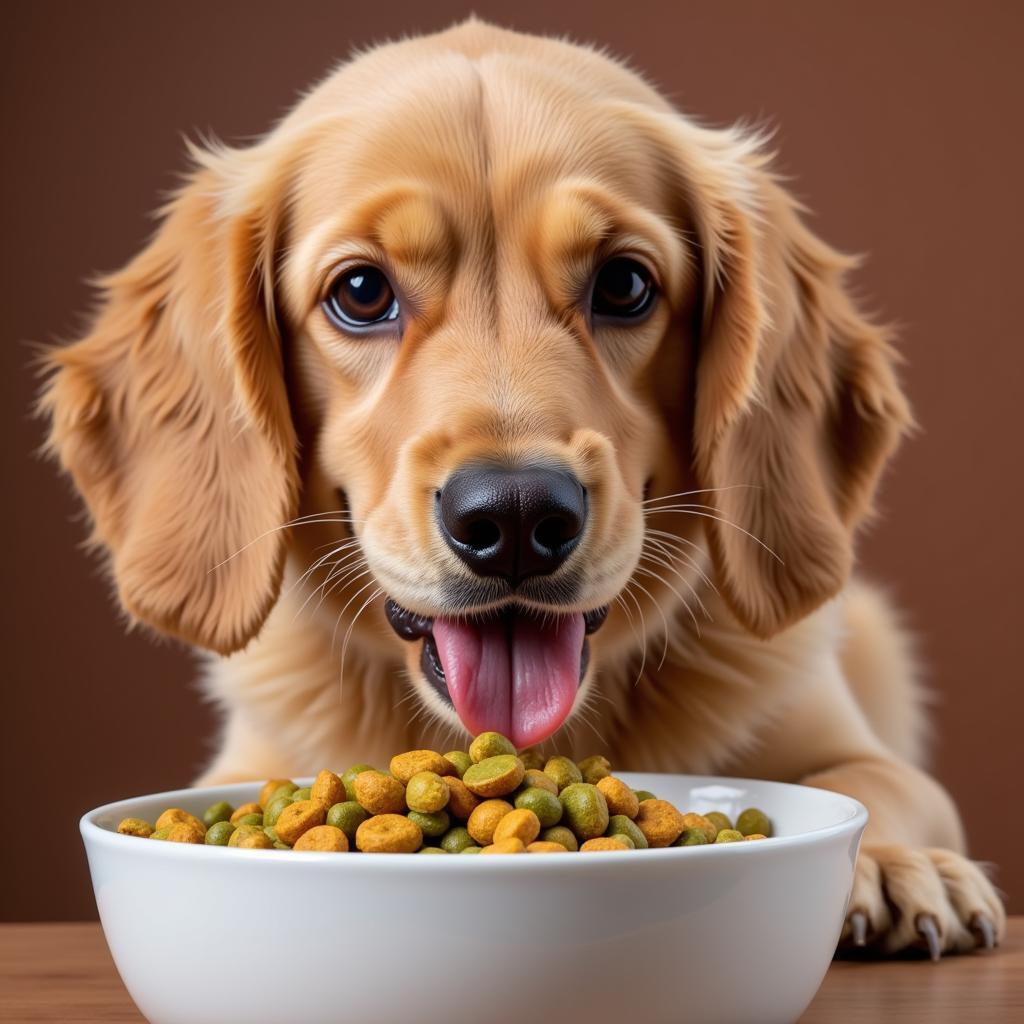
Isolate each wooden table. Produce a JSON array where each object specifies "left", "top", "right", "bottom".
[{"left": 2, "top": 920, "right": 1020, "bottom": 1021}]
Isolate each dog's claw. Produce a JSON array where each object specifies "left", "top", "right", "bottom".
[
  {"left": 916, "top": 913, "right": 942, "bottom": 962},
  {"left": 971, "top": 913, "right": 996, "bottom": 950},
  {"left": 849, "top": 910, "right": 868, "bottom": 947}
]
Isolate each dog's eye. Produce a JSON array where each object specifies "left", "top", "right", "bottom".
[
  {"left": 324, "top": 266, "right": 399, "bottom": 329},
  {"left": 591, "top": 257, "right": 656, "bottom": 319}
]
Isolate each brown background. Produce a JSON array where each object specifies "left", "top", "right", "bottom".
[{"left": 3, "top": 1, "right": 1022, "bottom": 920}]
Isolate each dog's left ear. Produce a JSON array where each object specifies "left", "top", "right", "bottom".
[
  {"left": 40, "top": 141, "right": 300, "bottom": 654},
  {"left": 644, "top": 114, "right": 912, "bottom": 637}
]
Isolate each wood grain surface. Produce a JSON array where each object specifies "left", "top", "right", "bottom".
[{"left": 1, "top": 920, "right": 1020, "bottom": 1021}]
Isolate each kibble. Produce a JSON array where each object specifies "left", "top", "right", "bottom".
[{"left": 117, "top": 732, "right": 777, "bottom": 857}]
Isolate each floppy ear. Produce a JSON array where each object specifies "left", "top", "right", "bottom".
[
  {"left": 40, "top": 147, "right": 299, "bottom": 654},
  {"left": 658, "top": 119, "right": 912, "bottom": 637}
]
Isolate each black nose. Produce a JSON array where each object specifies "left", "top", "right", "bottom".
[{"left": 438, "top": 465, "right": 587, "bottom": 584}]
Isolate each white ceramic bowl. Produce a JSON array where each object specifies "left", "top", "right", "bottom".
[{"left": 81, "top": 773, "right": 866, "bottom": 1024}]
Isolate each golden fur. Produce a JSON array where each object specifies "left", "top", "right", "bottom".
[{"left": 41, "top": 17, "right": 1003, "bottom": 954}]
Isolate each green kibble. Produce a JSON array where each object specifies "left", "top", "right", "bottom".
[
  {"left": 204, "top": 821, "right": 236, "bottom": 846},
  {"left": 326, "top": 801, "right": 369, "bottom": 841},
  {"left": 540, "top": 826, "right": 578, "bottom": 852},
  {"left": 267, "top": 782, "right": 299, "bottom": 804},
  {"left": 418, "top": 846, "right": 448, "bottom": 854},
  {"left": 291, "top": 788, "right": 312, "bottom": 803},
  {"left": 273, "top": 841, "right": 291, "bottom": 850},
  {"left": 440, "top": 826, "right": 475, "bottom": 853},
  {"left": 714, "top": 829, "right": 744, "bottom": 843},
  {"left": 341, "top": 764, "right": 376, "bottom": 801},
  {"left": 735, "top": 807, "right": 772, "bottom": 838},
  {"left": 612, "top": 832, "right": 636, "bottom": 849},
  {"left": 235, "top": 812, "right": 263, "bottom": 828},
  {"left": 577, "top": 755, "right": 611, "bottom": 784},
  {"left": 514, "top": 787, "right": 563, "bottom": 828},
  {"left": 443, "top": 750, "right": 472, "bottom": 779},
  {"left": 517, "top": 748, "right": 546, "bottom": 771},
  {"left": 705, "top": 811, "right": 732, "bottom": 834},
  {"left": 559, "top": 783, "right": 610, "bottom": 840},
  {"left": 405, "top": 771, "right": 450, "bottom": 813},
  {"left": 674, "top": 828, "right": 709, "bottom": 846},
  {"left": 202, "top": 801, "right": 234, "bottom": 828},
  {"left": 460, "top": 846, "right": 483, "bottom": 854},
  {"left": 407, "top": 809, "right": 451, "bottom": 838},
  {"left": 469, "top": 732, "right": 517, "bottom": 763},
  {"left": 264, "top": 796, "right": 293, "bottom": 827},
  {"left": 149, "top": 827, "right": 172, "bottom": 841},
  {"left": 462, "top": 755, "right": 525, "bottom": 797},
  {"left": 606, "top": 814, "right": 648, "bottom": 850},
  {"left": 263, "top": 826, "right": 279, "bottom": 842},
  {"left": 632, "top": 789, "right": 657, "bottom": 803},
  {"left": 544, "top": 756, "right": 583, "bottom": 792}
]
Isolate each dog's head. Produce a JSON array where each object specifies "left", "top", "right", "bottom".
[{"left": 42, "top": 18, "right": 910, "bottom": 747}]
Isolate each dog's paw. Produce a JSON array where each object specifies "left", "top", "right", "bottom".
[{"left": 839, "top": 843, "right": 1005, "bottom": 959}]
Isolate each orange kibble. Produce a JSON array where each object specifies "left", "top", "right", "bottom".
[
  {"left": 294, "top": 825, "right": 349, "bottom": 852},
  {"left": 634, "top": 799, "right": 686, "bottom": 848},
  {"left": 355, "top": 814, "right": 422, "bottom": 853},
  {"left": 229, "top": 802, "right": 263, "bottom": 825},
  {"left": 443, "top": 776, "right": 480, "bottom": 820},
  {"left": 466, "top": 799, "right": 514, "bottom": 845},
  {"left": 165, "top": 822, "right": 205, "bottom": 844},
  {"left": 155, "top": 808, "right": 206, "bottom": 835},
  {"left": 596, "top": 776, "right": 640, "bottom": 819},
  {"left": 310, "top": 769, "right": 345, "bottom": 809},
  {"left": 259, "top": 778, "right": 294, "bottom": 808},
  {"left": 492, "top": 808, "right": 541, "bottom": 846},
  {"left": 526, "top": 841, "right": 569, "bottom": 853},
  {"left": 352, "top": 771, "right": 407, "bottom": 815},
  {"left": 481, "top": 837, "right": 527, "bottom": 854},
  {"left": 580, "top": 837, "right": 631, "bottom": 852},
  {"left": 274, "top": 800, "right": 326, "bottom": 845},
  {"left": 389, "top": 750, "right": 449, "bottom": 784}
]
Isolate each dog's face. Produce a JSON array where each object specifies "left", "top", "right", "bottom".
[{"left": 43, "top": 19, "right": 909, "bottom": 748}]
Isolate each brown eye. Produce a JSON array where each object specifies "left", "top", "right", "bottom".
[
  {"left": 591, "top": 257, "right": 656, "bottom": 319},
  {"left": 324, "top": 265, "right": 399, "bottom": 329}
]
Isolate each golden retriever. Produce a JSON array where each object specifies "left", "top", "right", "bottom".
[{"left": 42, "top": 16, "right": 1003, "bottom": 957}]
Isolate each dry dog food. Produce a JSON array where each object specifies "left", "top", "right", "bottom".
[{"left": 116, "top": 731, "right": 773, "bottom": 854}]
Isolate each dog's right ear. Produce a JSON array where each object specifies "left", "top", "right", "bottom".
[{"left": 40, "top": 144, "right": 300, "bottom": 655}]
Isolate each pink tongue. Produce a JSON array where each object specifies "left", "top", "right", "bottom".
[{"left": 432, "top": 612, "right": 585, "bottom": 748}]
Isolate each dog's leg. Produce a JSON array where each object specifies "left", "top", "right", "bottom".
[{"left": 802, "top": 756, "right": 1006, "bottom": 957}]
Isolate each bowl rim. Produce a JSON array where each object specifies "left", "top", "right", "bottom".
[{"left": 81, "top": 771, "right": 867, "bottom": 868}]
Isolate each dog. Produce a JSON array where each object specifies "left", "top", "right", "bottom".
[{"left": 42, "top": 16, "right": 1004, "bottom": 957}]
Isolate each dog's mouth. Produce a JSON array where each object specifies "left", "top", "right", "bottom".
[{"left": 384, "top": 598, "right": 609, "bottom": 748}]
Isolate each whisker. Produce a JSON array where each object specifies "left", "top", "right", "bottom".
[
  {"left": 622, "top": 584, "right": 649, "bottom": 689},
  {"left": 627, "top": 576, "right": 673, "bottom": 668},
  {"left": 641, "top": 484, "right": 760, "bottom": 505},
  {"left": 338, "top": 586, "right": 384, "bottom": 704},
  {"left": 208, "top": 509, "right": 366, "bottom": 573},
  {"left": 643, "top": 506, "right": 783, "bottom": 563},
  {"left": 638, "top": 553, "right": 712, "bottom": 622}
]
